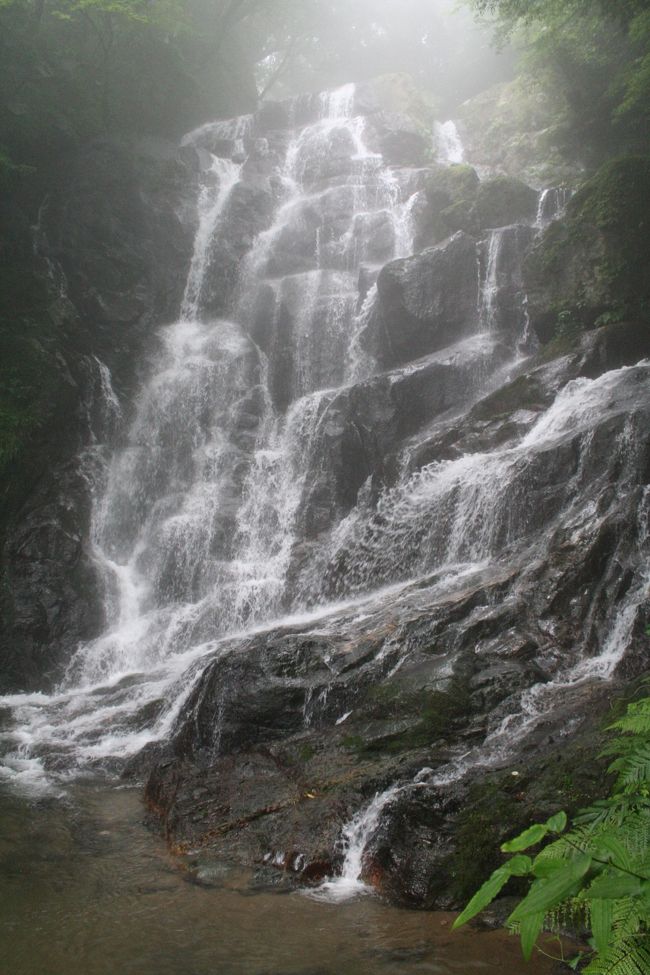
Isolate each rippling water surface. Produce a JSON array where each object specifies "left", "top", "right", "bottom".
[{"left": 0, "top": 785, "right": 562, "bottom": 975}]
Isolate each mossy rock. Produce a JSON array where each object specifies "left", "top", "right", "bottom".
[
  {"left": 417, "top": 164, "right": 480, "bottom": 246},
  {"left": 475, "top": 176, "right": 538, "bottom": 229},
  {"left": 355, "top": 73, "right": 437, "bottom": 132},
  {"left": 342, "top": 676, "right": 472, "bottom": 757},
  {"left": 525, "top": 155, "right": 650, "bottom": 342},
  {"left": 458, "top": 78, "right": 581, "bottom": 186},
  {"left": 418, "top": 166, "right": 537, "bottom": 247},
  {"left": 447, "top": 730, "right": 612, "bottom": 904},
  {"left": 471, "top": 372, "right": 549, "bottom": 421},
  {"left": 424, "top": 163, "right": 480, "bottom": 207}
]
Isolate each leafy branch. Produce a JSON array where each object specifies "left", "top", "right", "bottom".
[{"left": 453, "top": 687, "right": 650, "bottom": 973}]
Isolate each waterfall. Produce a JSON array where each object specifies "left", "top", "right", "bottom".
[
  {"left": 479, "top": 229, "right": 503, "bottom": 330},
  {"left": 435, "top": 120, "right": 465, "bottom": 164},
  {"left": 0, "top": 84, "right": 430, "bottom": 791},
  {"left": 1, "top": 73, "right": 647, "bottom": 904},
  {"left": 181, "top": 156, "right": 242, "bottom": 319},
  {"left": 310, "top": 785, "right": 402, "bottom": 901},
  {"left": 536, "top": 186, "right": 572, "bottom": 228}
]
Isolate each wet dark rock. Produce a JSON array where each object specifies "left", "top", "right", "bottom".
[
  {"left": 145, "top": 347, "right": 650, "bottom": 907},
  {"left": 360, "top": 232, "right": 480, "bottom": 368},
  {"left": 476, "top": 177, "right": 538, "bottom": 229},
  {"left": 415, "top": 168, "right": 537, "bottom": 248},
  {"left": 363, "top": 111, "right": 431, "bottom": 167},
  {"left": 295, "top": 335, "right": 508, "bottom": 537},
  {"left": 201, "top": 182, "right": 275, "bottom": 318},
  {"left": 0, "top": 138, "right": 198, "bottom": 691}
]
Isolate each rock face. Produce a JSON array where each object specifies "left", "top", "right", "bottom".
[
  {"left": 2, "top": 77, "right": 649, "bottom": 914},
  {"left": 137, "top": 88, "right": 650, "bottom": 905},
  {"left": 456, "top": 79, "right": 582, "bottom": 186},
  {"left": 0, "top": 140, "right": 199, "bottom": 690},
  {"left": 144, "top": 333, "right": 650, "bottom": 900},
  {"left": 525, "top": 157, "right": 650, "bottom": 342}
]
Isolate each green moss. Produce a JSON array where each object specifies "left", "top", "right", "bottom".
[
  {"left": 341, "top": 734, "right": 366, "bottom": 753},
  {"left": 343, "top": 678, "right": 472, "bottom": 757},
  {"left": 528, "top": 156, "right": 650, "bottom": 332},
  {"left": 449, "top": 778, "right": 527, "bottom": 902},
  {"left": 448, "top": 728, "right": 613, "bottom": 904},
  {"left": 475, "top": 176, "right": 538, "bottom": 228},
  {"left": 569, "top": 156, "right": 650, "bottom": 232},
  {"left": 298, "top": 743, "right": 316, "bottom": 763}
]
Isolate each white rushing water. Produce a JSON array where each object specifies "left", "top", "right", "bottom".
[
  {"left": 435, "top": 120, "right": 465, "bottom": 164},
  {"left": 310, "top": 785, "right": 402, "bottom": 901},
  {"left": 0, "top": 84, "right": 436, "bottom": 793},
  {"left": 536, "top": 186, "right": 572, "bottom": 228}
]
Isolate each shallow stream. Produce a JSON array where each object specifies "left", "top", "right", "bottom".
[{"left": 0, "top": 785, "right": 560, "bottom": 975}]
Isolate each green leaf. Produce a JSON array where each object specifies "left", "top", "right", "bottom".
[
  {"left": 545, "top": 811, "right": 568, "bottom": 833},
  {"left": 587, "top": 871, "right": 644, "bottom": 899},
  {"left": 567, "top": 954, "right": 585, "bottom": 971},
  {"left": 502, "top": 824, "right": 547, "bottom": 852},
  {"left": 590, "top": 898, "right": 613, "bottom": 956},
  {"left": 501, "top": 812, "right": 568, "bottom": 854},
  {"left": 520, "top": 911, "right": 545, "bottom": 961},
  {"left": 532, "top": 858, "right": 566, "bottom": 878},
  {"left": 592, "top": 834, "right": 634, "bottom": 872},
  {"left": 452, "top": 867, "right": 511, "bottom": 929},
  {"left": 509, "top": 855, "right": 592, "bottom": 920},
  {"left": 507, "top": 854, "right": 534, "bottom": 877}
]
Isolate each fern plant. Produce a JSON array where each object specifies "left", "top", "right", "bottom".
[{"left": 453, "top": 690, "right": 650, "bottom": 973}]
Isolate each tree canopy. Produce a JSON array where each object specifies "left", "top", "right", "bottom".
[{"left": 467, "top": 0, "right": 650, "bottom": 157}]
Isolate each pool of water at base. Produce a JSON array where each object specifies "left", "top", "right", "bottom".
[{"left": 0, "top": 784, "right": 562, "bottom": 975}]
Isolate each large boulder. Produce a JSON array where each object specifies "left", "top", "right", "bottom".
[
  {"left": 360, "top": 232, "right": 480, "bottom": 368},
  {"left": 415, "top": 168, "right": 538, "bottom": 248}
]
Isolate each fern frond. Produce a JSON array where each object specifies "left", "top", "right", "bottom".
[
  {"left": 610, "top": 746, "right": 650, "bottom": 791},
  {"left": 576, "top": 796, "right": 650, "bottom": 828},
  {"left": 609, "top": 699, "right": 650, "bottom": 737},
  {"left": 584, "top": 937, "right": 650, "bottom": 975},
  {"left": 610, "top": 896, "right": 644, "bottom": 938}
]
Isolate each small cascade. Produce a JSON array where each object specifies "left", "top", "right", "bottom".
[
  {"left": 346, "top": 284, "right": 379, "bottom": 383},
  {"left": 296, "top": 362, "right": 650, "bottom": 604},
  {"left": 478, "top": 229, "right": 503, "bottom": 330},
  {"left": 434, "top": 120, "right": 465, "bottom": 164},
  {"left": 181, "top": 156, "right": 242, "bottom": 319},
  {"left": 536, "top": 186, "right": 572, "bottom": 228},
  {"left": 311, "top": 785, "right": 402, "bottom": 901}
]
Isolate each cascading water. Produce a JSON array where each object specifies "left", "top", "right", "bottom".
[
  {"left": 536, "top": 186, "right": 572, "bottom": 227},
  {"left": 311, "top": 785, "right": 403, "bottom": 901},
  {"left": 0, "top": 84, "right": 435, "bottom": 791},
  {"left": 435, "top": 120, "right": 465, "bottom": 164},
  {"left": 1, "top": 82, "right": 648, "bottom": 910}
]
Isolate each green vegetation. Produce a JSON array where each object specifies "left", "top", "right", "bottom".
[
  {"left": 468, "top": 1, "right": 650, "bottom": 162},
  {"left": 454, "top": 689, "right": 650, "bottom": 973},
  {"left": 525, "top": 155, "right": 650, "bottom": 334}
]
